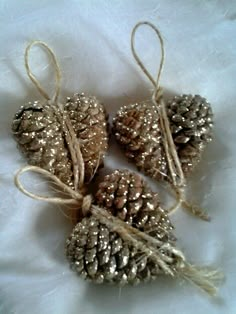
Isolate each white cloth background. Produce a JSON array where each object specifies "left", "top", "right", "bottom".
[{"left": 0, "top": 1, "right": 236, "bottom": 313}]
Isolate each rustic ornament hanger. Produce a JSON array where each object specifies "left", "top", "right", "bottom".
[
  {"left": 130, "top": 21, "right": 209, "bottom": 220},
  {"left": 132, "top": 22, "right": 184, "bottom": 187},
  {"left": 25, "top": 41, "right": 62, "bottom": 103}
]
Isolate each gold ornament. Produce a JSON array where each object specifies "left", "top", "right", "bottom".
[
  {"left": 12, "top": 41, "right": 109, "bottom": 187},
  {"left": 66, "top": 169, "right": 176, "bottom": 284},
  {"left": 12, "top": 94, "right": 108, "bottom": 186},
  {"left": 113, "top": 21, "right": 214, "bottom": 220},
  {"left": 15, "top": 164, "right": 223, "bottom": 294}
]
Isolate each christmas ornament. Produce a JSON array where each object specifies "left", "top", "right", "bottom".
[
  {"left": 66, "top": 169, "right": 176, "bottom": 284},
  {"left": 12, "top": 41, "right": 109, "bottom": 187},
  {"left": 12, "top": 37, "right": 223, "bottom": 297},
  {"left": 113, "top": 21, "right": 214, "bottom": 220},
  {"left": 15, "top": 165, "right": 223, "bottom": 294},
  {"left": 113, "top": 95, "right": 213, "bottom": 180}
]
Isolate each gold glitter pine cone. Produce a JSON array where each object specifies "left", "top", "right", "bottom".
[
  {"left": 12, "top": 93, "right": 109, "bottom": 186},
  {"left": 66, "top": 169, "right": 177, "bottom": 285},
  {"left": 112, "top": 94, "right": 213, "bottom": 180},
  {"left": 167, "top": 94, "right": 213, "bottom": 174},
  {"left": 95, "top": 169, "right": 173, "bottom": 242}
]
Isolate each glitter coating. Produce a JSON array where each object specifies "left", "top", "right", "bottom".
[
  {"left": 95, "top": 170, "right": 174, "bottom": 241},
  {"left": 66, "top": 215, "right": 176, "bottom": 285},
  {"left": 112, "top": 101, "right": 168, "bottom": 181},
  {"left": 167, "top": 94, "right": 214, "bottom": 174}
]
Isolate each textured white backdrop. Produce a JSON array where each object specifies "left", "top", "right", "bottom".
[{"left": 0, "top": 1, "right": 236, "bottom": 313}]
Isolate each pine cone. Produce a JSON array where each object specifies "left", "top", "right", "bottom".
[
  {"left": 66, "top": 169, "right": 178, "bottom": 285},
  {"left": 113, "top": 95, "right": 213, "bottom": 180},
  {"left": 95, "top": 170, "right": 173, "bottom": 242},
  {"left": 64, "top": 93, "right": 109, "bottom": 181},
  {"left": 12, "top": 93, "right": 109, "bottom": 186},
  {"left": 112, "top": 102, "right": 168, "bottom": 181},
  {"left": 167, "top": 94, "right": 213, "bottom": 174}
]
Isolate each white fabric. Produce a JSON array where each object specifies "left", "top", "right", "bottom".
[{"left": 0, "top": 1, "right": 236, "bottom": 313}]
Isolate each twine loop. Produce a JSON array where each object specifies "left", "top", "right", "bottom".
[
  {"left": 131, "top": 21, "right": 164, "bottom": 89},
  {"left": 25, "top": 40, "right": 61, "bottom": 103}
]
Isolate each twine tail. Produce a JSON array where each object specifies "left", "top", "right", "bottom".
[
  {"left": 181, "top": 199, "right": 210, "bottom": 222},
  {"left": 170, "top": 186, "right": 210, "bottom": 221},
  {"left": 179, "top": 263, "right": 224, "bottom": 296}
]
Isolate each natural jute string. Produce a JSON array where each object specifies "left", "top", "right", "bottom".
[
  {"left": 25, "top": 41, "right": 61, "bottom": 103},
  {"left": 14, "top": 40, "right": 223, "bottom": 295},
  {"left": 131, "top": 21, "right": 209, "bottom": 221}
]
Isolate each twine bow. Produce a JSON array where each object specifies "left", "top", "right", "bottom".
[
  {"left": 14, "top": 39, "right": 223, "bottom": 295},
  {"left": 131, "top": 21, "right": 210, "bottom": 221}
]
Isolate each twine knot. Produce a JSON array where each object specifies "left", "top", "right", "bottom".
[
  {"left": 153, "top": 86, "right": 163, "bottom": 103},
  {"left": 81, "top": 194, "right": 93, "bottom": 216}
]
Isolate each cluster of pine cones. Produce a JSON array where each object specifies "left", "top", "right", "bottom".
[
  {"left": 12, "top": 91, "right": 213, "bottom": 285},
  {"left": 113, "top": 94, "right": 213, "bottom": 180}
]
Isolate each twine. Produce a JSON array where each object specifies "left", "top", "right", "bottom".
[
  {"left": 25, "top": 41, "right": 61, "bottom": 103},
  {"left": 131, "top": 21, "right": 210, "bottom": 221},
  {"left": 14, "top": 40, "right": 223, "bottom": 295}
]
